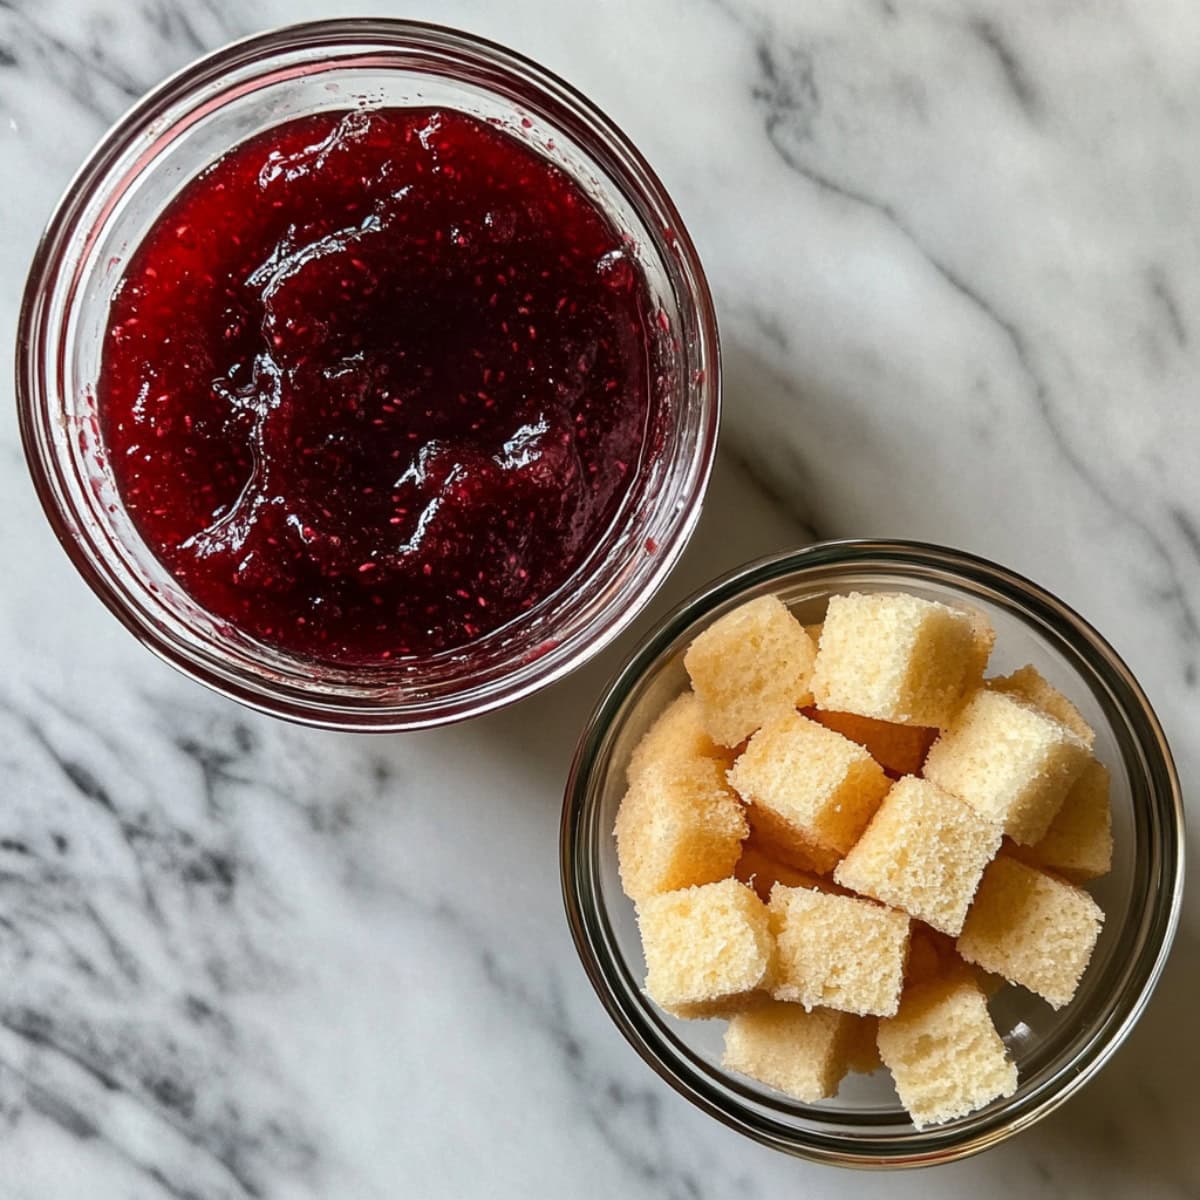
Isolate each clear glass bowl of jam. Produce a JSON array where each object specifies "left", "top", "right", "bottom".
[
  {"left": 562, "top": 541, "right": 1183, "bottom": 1166},
  {"left": 18, "top": 20, "right": 718, "bottom": 730}
]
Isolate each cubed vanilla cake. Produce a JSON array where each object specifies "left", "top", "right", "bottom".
[
  {"left": 1016, "top": 760, "right": 1112, "bottom": 882},
  {"left": 626, "top": 691, "right": 727, "bottom": 785},
  {"left": 614, "top": 584, "right": 1113, "bottom": 1126},
  {"left": 615, "top": 757, "right": 747, "bottom": 902},
  {"left": 638, "top": 879, "right": 774, "bottom": 1019},
  {"left": 811, "top": 592, "right": 989, "bottom": 727},
  {"left": 923, "top": 688, "right": 1091, "bottom": 845},
  {"left": 877, "top": 974, "right": 1017, "bottom": 1128},
  {"left": 834, "top": 776, "right": 1002, "bottom": 936},
  {"left": 769, "top": 885, "right": 910, "bottom": 1017},
  {"left": 956, "top": 856, "right": 1104, "bottom": 1009},
  {"left": 684, "top": 595, "right": 817, "bottom": 747},
  {"left": 723, "top": 1002, "right": 859, "bottom": 1101},
  {"left": 988, "top": 664, "right": 1095, "bottom": 747},
  {"left": 728, "top": 712, "right": 889, "bottom": 873}
]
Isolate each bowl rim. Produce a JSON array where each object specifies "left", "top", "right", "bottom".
[
  {"left": 15, "top": 17, "right": 720, "bottom": 732},
  {"left": 560, "top": 538, "right": 1185, "bottom": 1167}
]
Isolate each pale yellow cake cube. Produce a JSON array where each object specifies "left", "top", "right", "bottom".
[
  {"left": 638, "top": 879, "right": 774, "bottom": 1019},
  {"left": 722, "top": 1002, "right": 859, "bottom": 1101},
  {"left": 877, "top": 974, "right": 1017, "bottom": 1128},
  {"left": 811, "top": 592, "right": 989, "bottom": 727},
  {"left": 803, "top": 707, "right": 937, "bottom": 777},
  {"left": 923, "top": 688, "right": 1091, "bottom": 845},
  {"left": 956, "top": 856, "right": 1104, "bottom": 1009},
  {"left": 728, "top": 713, "right": 889, "bottom": 874},
  {"left": 684, "top": 595, "right": 817, "bottom": 747},
  {"left": 769, "top": 885, "right": 910, "bottom": 1017},
  {"left": 1017, "top": 760, "right": 1113, "bottom": 882},
  {"left": 626, "top": 691, "right": 728, "bottom": 785},
  {"left": 834, "top": 776, "right": 1002, "bottom": 936},
  {"left": 988, "top": 664, "right": 1095, "bottom": 747},
  {"left": 615, "top": 757, "right": 747, "bottom": 902}
]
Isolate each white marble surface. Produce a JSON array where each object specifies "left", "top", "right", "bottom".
[{"left": 1, "top": 0, "right": 1197, "bottom": 1196}]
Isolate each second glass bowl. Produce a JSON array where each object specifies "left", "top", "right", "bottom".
[
  {"left": 17, "top": 20, "right": 718, "bottom": 730},
  {"left": 561, "top": 540, "right": 1183, "bottom": 1167}
]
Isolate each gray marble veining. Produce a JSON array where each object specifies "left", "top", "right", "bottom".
[{"left": 0, "top": 1, "right": 1196, "bottom": 1197}]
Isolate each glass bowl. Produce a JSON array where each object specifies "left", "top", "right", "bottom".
[
  {"left": 561, "top": 540, "right": 1184, "bottom": 1167},
  {"left": 16, "top": 19, "right": 718, "bottom": 731}
]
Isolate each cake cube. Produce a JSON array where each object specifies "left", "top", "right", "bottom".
[
  {"left": 834, "top": 776, "right": 1002, "bottom": 936},
  {"left": 615, "top": 757, "right": 747, "bottom": 902},
  {"left": 956, "top": 856, "right": 1104, "bottom": 1009},
  {"left": 988, "top": 664, "right": 1095, "bottom": 747},
  {"left": 923, "top": 688, "right": 1091, "bottom": 844},
  {"left": 722, "top": 1002, "right": 859, "bottom": 1101},
  {"left": 877, "top": 974, "right": 1017, "bottom": 1128},
  {"left": 626, "top": 691, "right": 727, "bottom": 785},
  {"left": 803, "top": 707, "right": 937, "bottom": 777},
  {"left": 684, "top": 595, "right": 817, "bottom": 747},
  {"left": 638, "top": 879, "right": 774, "bottom": 1019},
  {"left": 769, "top": 886, "right": 910, "bottom": 1017},
  {"left": 735, "top": 839, "right": 824, "bottom": 901},
  {"left": 728, "top": 713, "right": 889, "bottom": 873},
  {"left": 811, "top": 592, "right": 989, "bottom": 727},
  {"left": 1017, "top": 760, "right": 1113, "bottom": 882}
]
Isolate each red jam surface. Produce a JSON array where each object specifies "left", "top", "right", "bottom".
[{"left": 99, "top": 108, "right": 655, "bottom": 662}]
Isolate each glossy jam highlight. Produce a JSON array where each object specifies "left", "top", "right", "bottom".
[{"left": 99, "top": 108, "right": 655, "bottom": 662}]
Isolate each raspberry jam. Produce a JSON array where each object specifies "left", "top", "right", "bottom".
[{"left": 99, "top": 108, "right": 655, "bottom": 662}]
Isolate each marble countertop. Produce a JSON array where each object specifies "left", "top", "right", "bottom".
[{"left": 1, "top": 0, "right": 1196, "bottom": 1196}]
